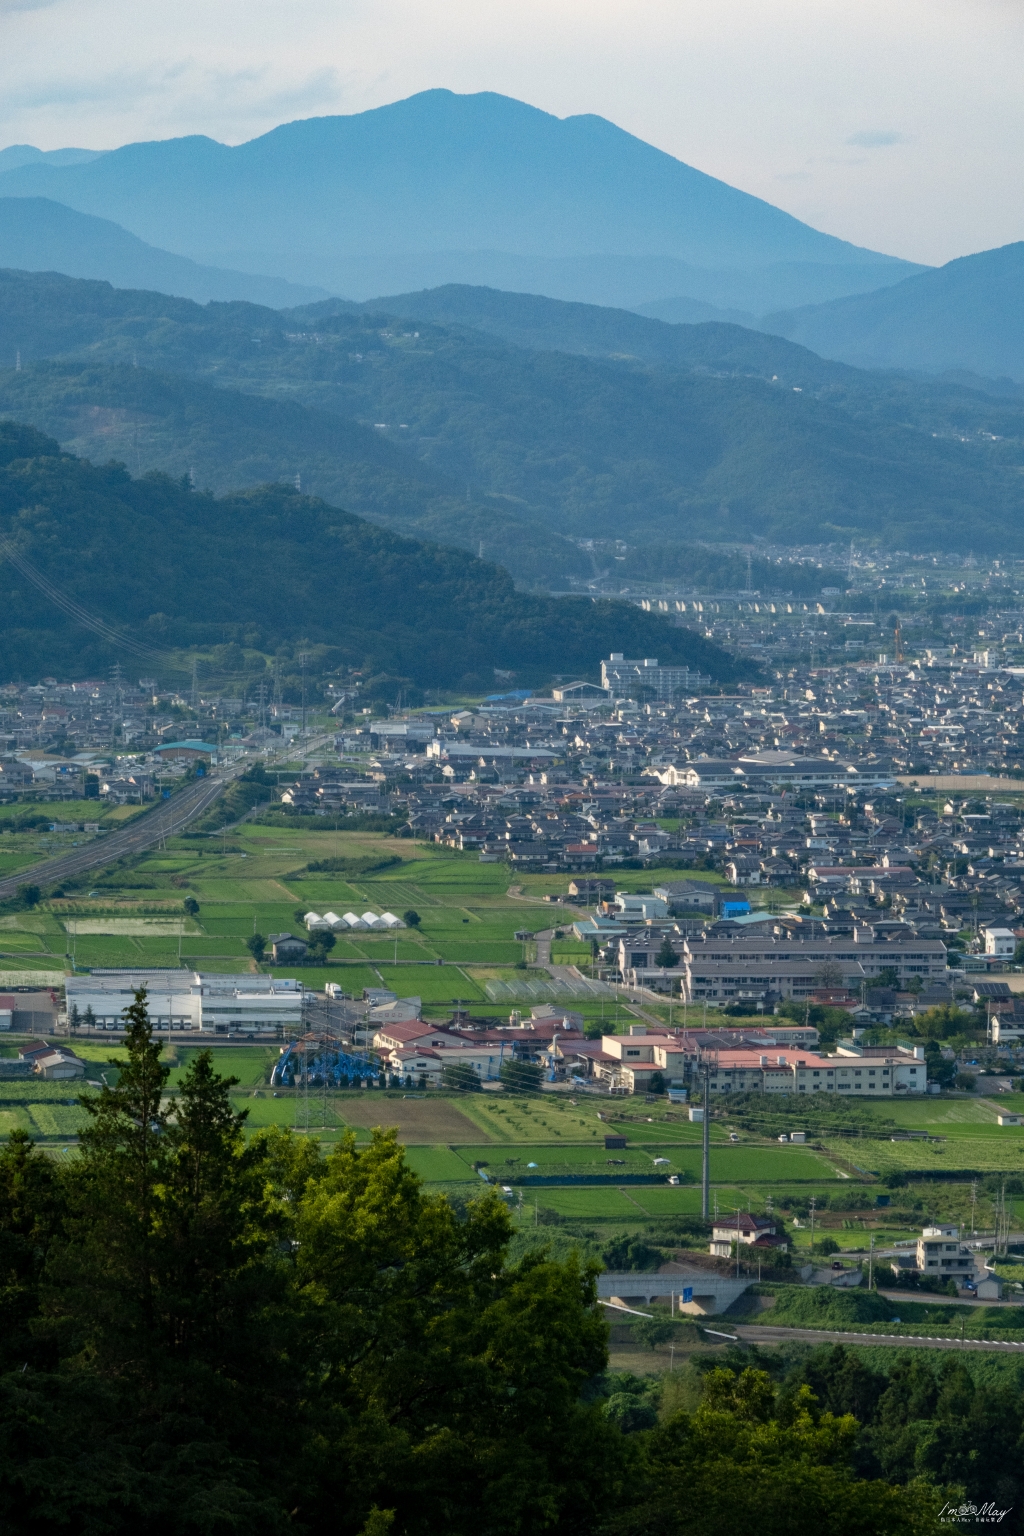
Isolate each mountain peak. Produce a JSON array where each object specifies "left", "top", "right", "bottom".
[{"left": 0, "top": 90, "right": 923, "bottom": 310}]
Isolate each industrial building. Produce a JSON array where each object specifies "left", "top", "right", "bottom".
[{"left": 65, "top": 970, "right": 303, "bottom": 1036}]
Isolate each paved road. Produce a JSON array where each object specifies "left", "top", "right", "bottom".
[
  {"left": 532, "top": 928, "right": 553, "bottom": 967},
  {"left": 733, "top": 1323, "right": 1024, "bottom": 1354},
  {"left": 875, "top": 1287, "right": 1022, "bottom": 1310},
  {"left": 0, "top": 772, "right": 230, "bottom": 899}
]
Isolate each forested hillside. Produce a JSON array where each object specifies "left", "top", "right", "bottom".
[
  {"left": 0, "top": 420, "right": 738, "bottom": 687},
  {"left": 2, "top": 269, "right": 1023, "bottom": 574}
]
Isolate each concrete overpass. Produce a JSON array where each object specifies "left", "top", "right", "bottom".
[{"left": 597, "top": 1269, "right": 750, "bottom": 1316}]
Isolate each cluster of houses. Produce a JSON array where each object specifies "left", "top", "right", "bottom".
[
  {"left": 356, "top": 1002, "right": 930, "bottom": 1099},
  {"left": 0, "top": 1039, "right": 86, "bottom": 1079}
]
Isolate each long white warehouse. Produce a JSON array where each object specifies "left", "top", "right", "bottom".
[{"left": 65, "top": 970, "right": 303, "bottom": 1036}]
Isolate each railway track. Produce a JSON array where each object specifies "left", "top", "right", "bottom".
[{"left": 0, "top": 772, "right": 230, "bottom": 900}]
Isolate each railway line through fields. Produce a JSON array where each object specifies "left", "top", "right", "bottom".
[{"left": 0, "top": 772, "right": 231, "bottom": 900}]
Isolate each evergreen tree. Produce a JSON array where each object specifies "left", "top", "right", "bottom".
[
  {"left": 655, "top": 936, "right": 679, "bottom": 969},
  {"left": 68, "top": 988, "right": 171, "bottom": 1362},
  {"left": 0, "top": 1130, "right": 63, "bottom": 1371}
]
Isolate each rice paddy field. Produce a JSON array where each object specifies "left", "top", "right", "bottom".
[{"left": 6, "top": 824, "right": 1024, "bottom": 1235}]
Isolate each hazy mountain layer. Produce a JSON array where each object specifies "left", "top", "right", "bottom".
[
  {"left": 2, "top": 269, "right": 1023, "bottom": 568},
  {"left": 0, "top": 197, "right": 328, "bottom": 310},
  {"left": 764, "top": 243, "right": 1024, "bottom": 382},
  {"left": 0, "top": 91, "right": 923, "bottom": 310}
]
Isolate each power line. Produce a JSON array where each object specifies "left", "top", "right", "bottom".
[{"left": 0, "top": 539, "right": 168, "bottom": 662}]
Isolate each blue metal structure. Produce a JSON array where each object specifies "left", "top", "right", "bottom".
[{"left": 272, "top": 1037, "right": 379, "bottom": 1087}]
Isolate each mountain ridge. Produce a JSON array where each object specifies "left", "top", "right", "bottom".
[
  {"left": 0, "top": 90, "right": 924, "bottom": 311},
  {"left": 764, "top": 242, "right": 1024, "bottom": 382},
  {"left": 2, "top": 269, "right": 1023, "bottom": 569},
  {"left": 0, "top": 417, "right": 740, "bottom": 688},
  {"left": 0, "top": 197, "right": 329, "bottom": 308}
]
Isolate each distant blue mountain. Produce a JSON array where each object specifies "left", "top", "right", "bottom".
[
  {"left": 0, "top": 145, "right": 105, "bottom": 172},
  {"left": 763, "top": 242, "right": 1024, "bottom": 382},
  {"left": 0, "top": 90, "right": 924, "bottom": 311},
  {"left": 0, "top": 197, "right": 329, "bottom": 307}
]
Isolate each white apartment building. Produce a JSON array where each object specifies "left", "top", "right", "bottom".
[
  {"left": 702, "top": 1042, "right": 927, "bottom": 1097},
  {"left": 600, "top": 655, "right": 704, "bottom": 701},
  {"left": 682, "top": 957, "right": 868, "bottom": 1003},
  {"left": 915, "top": 1225, "right": 973, "bottom": 1279}
]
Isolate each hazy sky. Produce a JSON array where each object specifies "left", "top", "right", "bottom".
[{"left": 1, "top": 0, "right": 1021, "bottom": 266}]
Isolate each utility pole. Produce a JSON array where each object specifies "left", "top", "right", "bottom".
[
  {"left": 701, "top": 1055, "right": 710, "bottom": 1220},
  {"left": 809, "top": 1195, "right": 817, "bottom": 1251},
  {"left": 868, "top": 1233, "right": 874, "bottom": 1291},
  {"left": 109, "top": 662, "right": 123, "bottom": 749},
  {"left": 191, "top": 655, "right": 199, "bottom": 715},
  {"left": 300, "top": 652, "right": 309, "bottom": 737}
]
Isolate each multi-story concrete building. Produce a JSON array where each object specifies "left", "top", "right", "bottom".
[
  {"left": 680, "top": 932, "right": 946, "bottom": 1001},
  {"left": 575, "top": 1028, "right": 927, "bottom": 1096},
  {"left": 698, "top": 1041, "right": 927, "bottom": 1096},
  {"left": 683, "top": 957, "right": 868, "bottom": 1003},
  {"left": 600, "top": 655, "right": 707, "bottom": 700},
  {"left": 915, "top": 1225, "right": 974, "bottom": 1280}
]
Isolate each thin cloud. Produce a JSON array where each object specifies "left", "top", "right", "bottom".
[{"left": 846, "top": 129, "right": 910, "bottom": 148}]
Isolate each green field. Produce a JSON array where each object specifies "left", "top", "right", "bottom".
[
  {"left": 13, "top": 829, "right": 727, "bottom": 1016},
  {"left": 403, "top": 1146, "right": 484, "bottom": 1182},
  {"left": 9, "top": 822, "right": 1024, "bottom": 1212}
]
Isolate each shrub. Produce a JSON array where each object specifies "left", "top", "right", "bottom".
[
  {"left": 602, "top": 1237, "right": 663, "bottom": 1271},
  {"left": 771, "top": 1285, "right": 894, "bottom": 1327}
]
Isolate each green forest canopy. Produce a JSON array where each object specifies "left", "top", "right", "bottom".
[
  {"left": 0, "top": 419, "right": 742, "bottom": 688},
  {"left": 0, "top": 997, "right": 972, "bottom": 1535},
  {"left": 1, "top": 269, "right": 1023, "bottom": 578}
]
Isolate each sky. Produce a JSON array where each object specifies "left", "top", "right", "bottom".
[{"left": 0, "top": 0, "right": 1021, "bottom": 266}]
